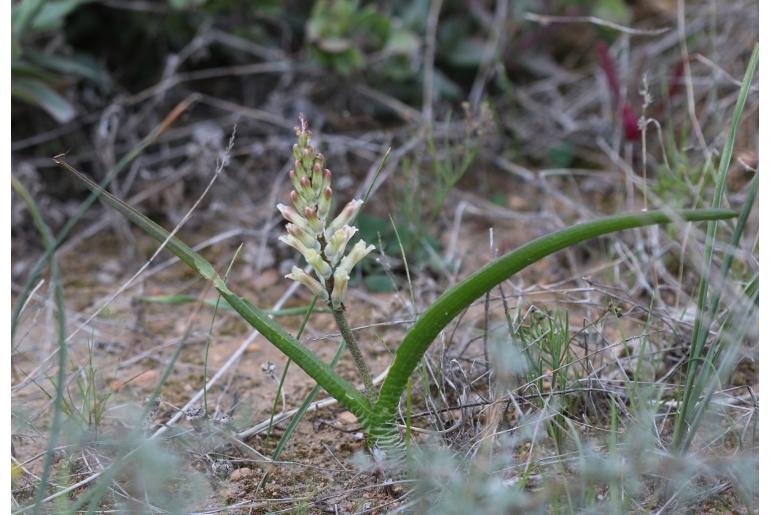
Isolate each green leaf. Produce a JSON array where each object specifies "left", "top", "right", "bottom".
[
  {"left": 383, "top": 29, "right": 419, "bottom": 56},
  {"left": 56, "top": 158, "right": 373, "bottom": 422},
  {"left": 27, "top": 51, "right": 111, "bottom": 90},
  {"left": 12, "top": 77, "right": 76, "bottom": 123},
  {"left": 29, "top": 0, "right": 94, "bottom": 32},
  {"left": 12, "top": 0, "right": 45, "bottom": 39},
  {"left": 371, "top": 208, "right": 738, "bottom": 428}
]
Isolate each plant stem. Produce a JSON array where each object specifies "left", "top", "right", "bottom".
[{"left": 331, "top": 306, "right": 376, "bottom": 403}]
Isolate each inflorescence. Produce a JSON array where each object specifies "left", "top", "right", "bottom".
[{"left": 278, "top": 116, "right": 374, "bottom": 309}]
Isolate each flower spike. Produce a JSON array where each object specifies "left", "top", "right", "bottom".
[{"left": 279, "top": 116, "right": 374, "bottom": 306}]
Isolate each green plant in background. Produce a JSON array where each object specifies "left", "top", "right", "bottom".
[
  {"left": 12, "top": 0, "right": 110, "bottom": 123},
  {"left": 306, "top": 0, "right": 418, "bottom": 77},
  {"left": 358, "top": 103, "right": 491, "bottom": 276},
  {"left": 672, "top": 45, "right": 759, "bottom": 454},
  {"left": 58, "top": 115, "right": 736, "bottom": 459},
  {"left": 425, "top": 102, "right": 491, "bottom": 223}
]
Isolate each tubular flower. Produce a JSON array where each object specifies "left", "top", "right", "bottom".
[
  {"left": 278, "top": 115, "right": 374, "bottom": 307},
  {"left": 286, "top": 266, "right": 329, "bottom": 301}
]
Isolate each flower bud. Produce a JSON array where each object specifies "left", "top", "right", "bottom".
[
  {"left": 326, "top": 199, "right": 363, "bottom": 238},
  {"left": 292, "top": 144, "right": 303, "bottom": 162},
  {"left": 321, "top": 169, "right": 332, "bottom": 192},
  {"left": 302, "top": 147, "right": 312, "bottom": 164},
  {"left": 290, "top": 190, "right": 306, "bottom": 212},
  {"left": 286, "top": 266, "right": 328, "bottom": 300},
  {"left": 298, "top": 175, "right": 314, "bottom": 202},
  {"left": 318, "top": 186, "right": 333, "bottom": 221},
  {"left": 289, "top": 169, "right": 303, "bottom": 193},
  {"left": 311, "top": 162, "right": 323, "bottom": 191},
  {"left": 324, "top": 225, "right": 357, "bottom": 266},
  {"left": 302, "top": 206, "right": 323, "bottom": 234}
]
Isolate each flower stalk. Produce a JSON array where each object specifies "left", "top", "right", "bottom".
[{"left": 279, "top": 115, "right": 376, "bottom": 402}]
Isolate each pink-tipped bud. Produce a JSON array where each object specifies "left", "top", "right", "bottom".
[
  {"left": 304, "top": 206, "right": 323, "bottom": 234},
  {"left": 289, "top": 170, "right": 303, "bottom": 194},
  {"left": 301, "top": 147, "right": 313, "bottom": 170},
  {"left": 318, "top": 186, "right": 333, "bottom": 220},
  {"left": 322, "top": 169, "right": 332, "bottom": 192},
  {"left": 296, "top": 174, "right": 314, "bottom": 202},
  {"left": 290, "top": 190, "right": 305, "bottom": 212},
  {"left": 311, "top": 162, "right": 323, "bottom": 191},
  {"left": 292, "top": 144, "right": 303, "bottom": 162}
]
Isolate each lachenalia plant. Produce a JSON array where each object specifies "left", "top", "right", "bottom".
[
  {"left": 58, "top": 116, "right": 737, "bottom": 462},
  {"left": 277, "top": 116, "right": 377, "bottom": 402}
]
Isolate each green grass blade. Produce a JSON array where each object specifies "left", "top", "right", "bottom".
[
  {"left": 11, "top": 177, "right": 67, "bottom": 514},
  {"left": 267, "top": 295, "right": 319, "bottom": 437},
  {"left": 673, "top": 44, "right": 758, "bottom": 451},
  {"left": 57, "top": 159, "right": 372, "bottom": 421},
  {"left": 204, "top": 243, "right": 243, "bottom": 415},
  {"left": 679, "top": 172, "right": 758, "bottom": 452},
  {"left": 372, "top": 209, "right": 737, "bottom": 425}
]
